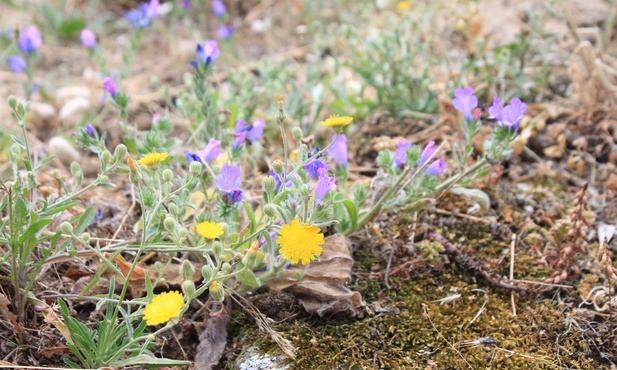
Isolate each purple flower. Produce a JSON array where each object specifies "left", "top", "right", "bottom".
[
  {"left": 6, "top": 56, "right": 26, "bottom": 73},
  {"left": 235, "top": 118, "right": 265, "bottom": 143},
  {"left": 185, "top": 150, "right": 202, "bottom": 164},
  {"left": 212, "top": 0, "right": 227, "bottom": 17},
  {"left": 394, "top": 141, "right": 412, "bottom": 167},
  {"left": 419, "top": 141, "right": 435, "bottom": 166},
  {"left": 215, "top": 164, "right": 242, "bottom": 192},
  {"left": 270, "top": 169, "right": 292, "bottom": 191},
  {"left": 199, "top": 138, "right": 221, "bottom": 162},
  {"left": 103, "top": 77, "right": 116, "bottom": 98},
  {"left": 488, "top": 97, "right": 526, "bottom": 130},
  {"left": 191, "top": 40, "right": 220, "bottom": 67},
  {"left": 233, "top": 133, "right": 246, "bottom": 149},
  {"left": 304, "top": 159, "right": 328, "bottom": 179},
  {"left": 452, "top": 87, "right": 477, "bottom": 120},
  {"left": 314, "top": 168, "right": 336, "bottom": 203},
  {"left": 125, "top": 0, "right": 160, "bottom": 29},
  {"left": 85, "top": 123, "right": 96, "bottom": 136},
  {"left": 260, "top": 229, "right": 278, "bottom": 246},
  {"left": 180, "top": 0, "right": 191, "bottom": 9},
  {"left": 327, "top": 134, "right": 348, "bottom": 167},
  {"left": 18, "top": 26, "right": 42, "bottom": 54},
  {"left": 217, "top": 24, "right": 234, "bottom": 39},
  {"left": 425, "top": 158, "right": 446, "bottom": 176},
  {"left": 487, "top": 97, "right": 503, "bottom": 122},
  {"left": 80, "top": 29, "right": 97, "bottom": 49},
  {"left": 222, "top": 189, "right": 243, "bottom": 205}
]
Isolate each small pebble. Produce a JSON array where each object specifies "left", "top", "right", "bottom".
[{"left": 48, "top": 136, "right": 81, "bottom": 165}]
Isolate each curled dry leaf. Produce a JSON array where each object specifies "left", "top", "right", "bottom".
[
  {"left": 266, "top": 234, "right": 365, "bottom": 317},
  {"left": 195, "top": 304, "right": 230, "bottom": 370}
]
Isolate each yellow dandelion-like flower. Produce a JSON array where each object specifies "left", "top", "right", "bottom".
[
  {"left": 142, "top": 291, "right": 184, "bottom": 326},
  {"left": 277, "top": 218, "right": 324, "bottom": 265},
  {"left": 196, "top": 221, "right": 224, "bottom": 239},
  {"left": 396, "top": 1, "right": 411, "bottom": 11},
  {"left": 137, "top": 152, "right": 169, "bottom": 167},
  {"left": 319, "top": 114, "right": 353, "bottom": 128}
]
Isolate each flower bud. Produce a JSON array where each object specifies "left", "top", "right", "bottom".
[
  {"left": 100, "top": 150, "right": 112, "bottom": 167},
  {"left": 70, "top": 161, "right": 81, "bottom": 175},
  {"left": 7, "top": 95, "right": 17, "bottom": 109},
  {"left": 99, "top": 174, "right": 108, "bottom": 183},
  {"left": 15, "top": 103, "right": 25, "bottom": 119},
  {"left": 209, "top": 281, "right": 225, "bottom": 301},
  {"left": 292, "top": 127, "right": 303, "bottom": 142},
  {"left": 113, "top": 144, "right": 127, "bottom": 161},
  {"left": 127, "top": 156, "right": 137, "bottom": 171},
  {"left": 162, "top": 168, "right": 173, "bottom": 182},
  {"left": 275, "top": 95, "right": 287, "bottom": 122},
  {"left": 189, "top": 161, "right": 202, "bottom": 177},
  {"left": 262, "top": 176, "right": 276, "bottom": 194},
  {"left": 221, "top": 262, "right": 232, "bottom": 274},
  {"left": 59, "top": 221, "right": 73, "bottom": 235},
  {"left": 219, "top": 222, "right": 229, "bottom": 236},
  {"left": 81, "top": 232, "right": 91, "bottom": 244},
  {"left": 242, "top": 241, "right": 260, "bottom": 268},
  {"left": 263, "top": 204, "right": 278, "bottom": 218},
  {"left": 178, "top": 227, "right": 188, "bottom": 238},
  {"left": 169, "top": 203, "right": 179, "bottom": 215},
  {"left": 181, "top": 280, "right": 196, "bottom": 297},
  {"left": 129, "top": 171, "right": 141, "bottom": 185},
  {"left": 163, "top": 216, "right": 176, "bottom": 232},
  {"left": 272, "top": 160, "right": 284, "bottom": 175},
  {"left": 179, "top": 260, "right": 196, "bottom": 280},
  {"left": 212, "top": 241, "right": 224, "bottom": 257},
  {"left": 201, "top": 265, "right": 214, "bottom": 280}
]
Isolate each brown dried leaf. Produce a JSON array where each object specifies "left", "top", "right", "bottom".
[
  {"left": 266, "top": 234, "right": 365, "bottom": 317},
  {"left": 195, "top": 305, "right": 230, "bottom": 370}
]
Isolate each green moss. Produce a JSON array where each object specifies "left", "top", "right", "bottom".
[{"left": 228, "top": 218, "right": 607, "bottom": 369}]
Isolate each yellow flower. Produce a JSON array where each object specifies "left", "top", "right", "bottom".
[
  {"left": 137, "top": 152, "right": 169, "bottom": 167},
  {"left": 396, "top": 1, "right": 411, "bottom": 11},
  {"left": 319, "top": 114, "right": 353, "bottom": 128},
  {"left": 196, "top": 221, "right": 224, "bottom": 239},
  {"left": 277, "top": 218, "right": 324, "bottom": 264},
  {"left": 143, "top": 291, "right": 184, "bottom": 326}
]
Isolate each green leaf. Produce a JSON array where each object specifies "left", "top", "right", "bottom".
[
  {"left": 18, "top": 218, "right": 53, "bottom": 244},
  {"left": 237, "top": 267, "right": 260, "bottom": 290},
  {"left": 10, "top": 134, "right": 26, "bottom": 149},
  {"left": 73, "top": 206, "right": 96, "bottom": 234},
  {"left": 272, "top": 189, "right": 290, "bottom": 205},
  {"left": 242, "top": 201, "right": 257, "bottom": 235}
]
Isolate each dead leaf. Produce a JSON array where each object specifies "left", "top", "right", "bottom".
[
  {"left": 109, "top": 253, "right": 150, "bottom": 282},
  {"left": 40, "top": 344, "right": 70, "bottom": 358},
  {"left": 266, "top": 234, "right": 365, "bottom": 317},
  {"left": 195, "top": 304, "right": 230, "bottom": 370}
]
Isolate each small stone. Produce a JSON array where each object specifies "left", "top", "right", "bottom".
[
  {"left": 56, "top": 86, "right": 91, "bottom": 104},
  {"left": 49, "top": 136, "right": 81, "bottom": 165},
  {"left": 59, "top": 97, "right": 90, "bottom": 122},
  {"left": 28, "top": 102, "right": 57, "bottom": 120}
]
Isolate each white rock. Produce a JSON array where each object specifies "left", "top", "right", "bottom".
[
  {"left": 59, "top": 97, "right": 90, "bottom": 122},
  {"left": 56, "top": 86, "right": 91, "bottom": 104},
  {"left": 29, "top": 102, "right": 57, "bottom": 120},
  {"left": 49, "top": 136, "right": 81, "bottom": 164}
]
